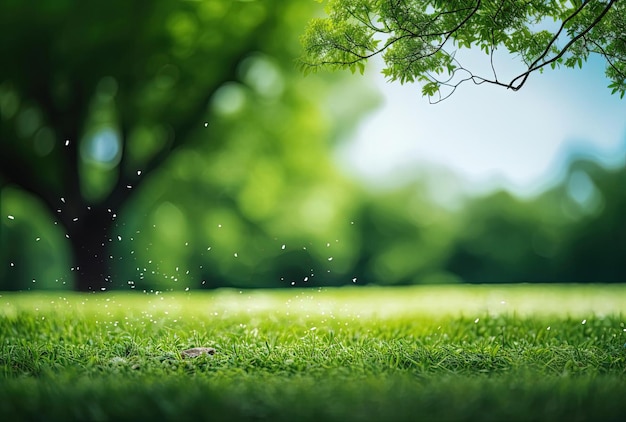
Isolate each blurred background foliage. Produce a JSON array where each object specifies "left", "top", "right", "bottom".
[{"left": 1, "top": 0, "right": 625, "bottom": 291}]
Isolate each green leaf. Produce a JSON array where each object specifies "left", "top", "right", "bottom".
[
  {"left": 421, "top": 81, "right": 440, "bottom": 97},
  {"left": 357, "top": 61, "right": 365, "bottom": 75}
]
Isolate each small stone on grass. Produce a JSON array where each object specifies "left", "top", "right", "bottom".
[{"left": 180, "top": 347, "right": 216, "bottom": 358}]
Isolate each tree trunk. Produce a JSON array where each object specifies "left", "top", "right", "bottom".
[{"left": 66, "top": 206, "right": 116, "bottom": 292}]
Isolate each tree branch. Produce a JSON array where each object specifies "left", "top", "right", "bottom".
[{"left": 508, "top": 0, "right": 617, "bottom": 90}]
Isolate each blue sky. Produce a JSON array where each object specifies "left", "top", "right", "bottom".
[{"left": 337, "top": 53, "right": 626, "bottom": 196}]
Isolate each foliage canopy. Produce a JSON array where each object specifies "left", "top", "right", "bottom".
[{"left": 300, "top": 0, "right": 626, "bottom": 101}]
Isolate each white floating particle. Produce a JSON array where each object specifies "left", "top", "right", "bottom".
[
  {"left": 234, "top": 253, "right": 238, "bottom": 258},
  {"left": 7, "top": 215, "right": 14, "bottom": 220},
  {"left": 73, "top": 217, "right": 78, "bottom": 222},
  {"left": 303, "top": 277, "right": 308, "bottom": 282},
  {"left": 65, "top": 139, "right": 70, "bottom": 146},
  {"left": 117, "top": 235, "right": 122, "bottom": 241},
  {"left": 126, "top": 185, "right": 132, "bottom": 189},
  {"left": 474, "top": 318, "right": 480, "bottom": 323},
  {"left": 582, "top": 319, "right": 587, "bottom": 325},
  {"left": 61, "top": 197, "right": 66, "bottom": 203},
  {"left": 291, "top": 281, "right": 295, "bottom": 286},
  {"left": 327, "top": 257, "right": 333, "bottom": 261},
  {"left": 547, "top": 326, "right": 551, "bottom": 331},
  {"left": 137, "top": 170, "right": 142, "bottom": 176},
  {"left": 204, "top": 122, "right": 209, "bottom": 127},
  {"left": 218, "top": 224, "right": 222, "bottom": 228},
  {"left": 185, "top": 287, "right": 190, "bottom": 291},
  {"left": 65, "top": 234, "right": 70, "bottom": 239},
  {"left": 281, "top": 244, "right": 286, "bottom": 250},
  {"left": 352, "top": 277, "right": 357, "bottom": 283},
  {"left": 10, "top": 262, "right": 14, "bottom": 267},
  {"left": 36, "top": 237, "right": 41, "bottom": 241}
]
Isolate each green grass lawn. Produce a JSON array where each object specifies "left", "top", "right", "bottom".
[{"left": 1, "top": 284, "right": 625, "bottom": 422}]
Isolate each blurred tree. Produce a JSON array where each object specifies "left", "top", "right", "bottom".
[
  {"left": 444, "top": 190, "right": 560, "bottom": 283},
  {"left": 0, "top": 1, "right": 298, "bottom": 290},
  {"left": 0, "top": 0, "right": 378, "bottom": 291},
  {"left": 300, "top": 0, "right": 626, "bottom": 101},
  {"left": 543, "top": 158, "right": 626, "bottom": 282},
  {"left": 444, "top": 156, "right": 626, "bottom": 283},
  {"left": 352, "top": 183, "right": 457, "bottom": 285}
]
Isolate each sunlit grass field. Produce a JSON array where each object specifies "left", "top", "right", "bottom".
[{"left": 1, "top": 284, "right": 625, "bottom": 421}]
